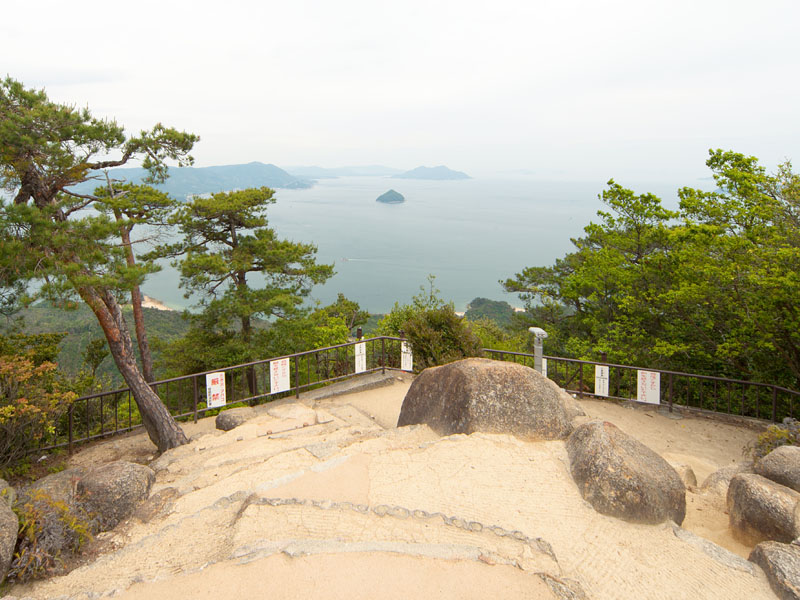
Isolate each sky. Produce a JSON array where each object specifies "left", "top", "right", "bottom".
[{"left": 3, "top": 0, "right": 800, "bottom": 182}]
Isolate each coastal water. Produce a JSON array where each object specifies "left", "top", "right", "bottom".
[{"left": 141, "top": 176, "right": 687, "bottom": 314}]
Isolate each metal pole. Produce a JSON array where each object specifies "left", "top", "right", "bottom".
[{"left": 533, "top": 338, "right": 543, "bottom": 374}]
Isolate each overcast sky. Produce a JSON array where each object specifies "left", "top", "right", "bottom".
[{"left": 3, "top": 0, "right": 799, "bottom": 181}]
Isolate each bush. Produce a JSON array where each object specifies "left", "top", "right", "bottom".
[
  {"left": 0, "top": 334, "right": 77, "bottom": 470},
  {"left": 745, "top": 418, "right": 800, "bottom": 460},
  {"left": 8, "top": 488, "right": 94, "bottom": 582},
  {"left": 402, "top": 306, "right": 483, "bottom": 371}
]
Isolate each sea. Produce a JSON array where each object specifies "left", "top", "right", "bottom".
[{"left": 140, "top": 176, "right": 690, "bottom": 314}]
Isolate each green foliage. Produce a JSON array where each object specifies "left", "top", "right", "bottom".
[
  {"left": 464, "top": 297, "right": 515, "bottom": 327},
  {"left": 8, "top": 489, "right": 94, "bottom": 582},
  {"left": 0, "top": 333, "right": 77, "bottom": 469},
  {"left": 503, "top": 150, "right": 800, "bottom": 394},
  {"left": 375, "top": 276, "right": 482, "bottom": 371},
  {"left": 320, "top": 293, "right": 369, "bottom": 333},
  {"left": 744, "top": 418, "right": 800, "bottom": 460},
  {"left": 403, "top": 306, "right": 483, "bottom": 371},
  {"left": 468, "top": 317, "right": 527, "bottom": 352}
]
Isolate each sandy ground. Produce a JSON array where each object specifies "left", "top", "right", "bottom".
[{"left": 8, "top": 374, "right": 777, "bottom": 600}]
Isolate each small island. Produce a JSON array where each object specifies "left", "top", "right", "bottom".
[
  {"left": 392, "top": 165, "right": 470, "bottom": 180},
  {"left": 376, "top": 189, "right": 405, "bottom": 204}
]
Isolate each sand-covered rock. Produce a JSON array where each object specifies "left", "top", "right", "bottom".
[
  {"left": 77, "top": 461, "right": 155, "bottom": 531},
  {"left": 23, "top": 467, "right": 87, "bottom": 506},
  {"left": 0, "top": 498, "right": 17, "bottom": 585},
  {"left": 215, "top": 407, "right": 256, "bottom": 431},
  {"left": 728, "top": 473, "right": 800, "bottom": 544},
  {"left": 755, "top": 446, "right": 800, "bottom": 493},
  {"left": 397, "top": 358, "right": 572, "bottom": 440},
  {"left": 566, "top": 420, "right": 686, "bottom": 524},
  {"left": 749, "top": 540, "right": 800, "bottom": 599}
]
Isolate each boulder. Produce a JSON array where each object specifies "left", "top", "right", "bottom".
[
  {"left": 566, "top": 420, "right": 686, "bottom": 525},
  {"left": 0, "top": 499, "right": 18, "bottom": 585},
  {"left": 0, "top": 479, "right": 15, "bottom": 507},
  {"left": 216, "top": 407, "right": 256, "bottom": 431},
  {"left": 23, "top": 467, "right": 87, "bottom": 506},
  {"left": 727, "top": 473, "right": 800, "bottom": 544},
  {"left": 749, "top": 541, "right": 800, "bottom": 599},
  {"left": 668, "top": 462, "right": 698, "bottom": 488},
  {"left": 76, "top": 461, "right": 155, "bottom": 531},
  {"left": 756, "top": 446, "right": 800, "bottom": 493},
  {"left": 397, "top": 358, "right": 572, "bottom": 440}
]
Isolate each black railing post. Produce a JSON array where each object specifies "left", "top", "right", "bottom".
[
  {"left": 668, "top": 373, "right": 674, "bottom": 413},
  {"left": 381, "top": 337, "right": 386, "bottom": 374},
  {"left": 193, "top": 375, "right": 199, "bottom": 424},
  {"left": 772, "top": 387, "right": 778, "bottom": 422},
  {"left": 295, "top": 355, "right": 301, "bottom": 398},
  {"left": 357, "top": 327, "right": 362, "bottom": 340},
  {"left": 579, "top": 363, "right": 583, "bottom": 395},
  {"left": 68, "top": 404, "right": 74, "bottom": 456}
]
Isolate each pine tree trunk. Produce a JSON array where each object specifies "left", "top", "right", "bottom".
[
  {"left": 79, "top": 286, "right": 188, "bottom": 453},
  {"left": 118, "top": 221, "right": 155, "bottom": 382}
]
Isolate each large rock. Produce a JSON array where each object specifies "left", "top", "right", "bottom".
[
  {"left": 701, "top": 462, "right": 754, "bottom": 496},
  {"left": 0, "top": 499, "right": 17, "bottom": 585},
  {"left": 566, "top": 420, "right": 686, "bottom": 525},
  {"left": 749, "top": 541, "right": 800, "bottom": 599},
  {"left": 76, "top": 461, "right": 155, "bottom": 531},
  {"left": 215, "top": 406, "right": 256, "bottom": 431},
  {"left": 727, "top": 473, "right": 800, "bottom": 544},
  {"left": 756, "top": 446, "right": 800, "bottom": 493},
  {"left": 23, "top": 467, "right": 88, "bottom": 507},
  {"left": 397, "top": 358, "right": 572, "bottom": 440}
]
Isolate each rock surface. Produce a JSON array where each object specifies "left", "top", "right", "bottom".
[
  {"left": 0, "top": 479, "right": 15, "bottom": 506},
  {"left": 749, "top": 541, "right": 800, "bottom": 599},
  {"left": 728, "top": 473, "right": 800, "bottom": 544},
  {"left": 23, "top": 467, "right": 87, "bottom": 507},
  {"left": 566, "top": 420, "right": 686, "bottom": 524},
  {"left": 756, "top": 446, "right": 800, "bottom": 493},
  {"left": 215, "top": 407, "right": 257, "bottom": 431},
  {"left": 397, "top": 358, "right": 572, "bottom": 440},
  {"left": 0, "top": 499, "right": 17, "bottom": 585},
  {"left": 76, "top": 461, "right": 155, "bottom": 531}
]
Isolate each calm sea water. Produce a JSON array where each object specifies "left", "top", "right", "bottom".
[{"left": 141, "top": 176, "right": 687, "bottom": 314}]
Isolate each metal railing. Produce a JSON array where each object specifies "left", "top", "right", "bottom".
[
  {"left": 41, "top": 336, "right": 408, "bottom": 455},
  {"left": 32, "top": 339, "right": 800, "bottom": 456},
  {"left": 484, "top": 349, "right": 800, "bottom": 423}
]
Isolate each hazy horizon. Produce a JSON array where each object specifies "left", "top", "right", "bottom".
[{"left": 3, "top": 0, "right": 799, "bottom": 183}]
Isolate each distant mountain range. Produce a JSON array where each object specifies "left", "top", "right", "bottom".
[
  {"left": 68, "top": 162, "right": 313, "bottom": 200},
  {"left": 392, "top": 166, "right": 470, "bottom": 180},
  {"left": 284, "top": 165, "right": 403, "bottom": 178},
  {"left": 65, "top": 162, "right": 471, "bottom": 200}
]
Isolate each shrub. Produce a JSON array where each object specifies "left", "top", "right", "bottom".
[
  {"left": 744, "top": 418, "right": 800, "bottom": 460},
  {"left": 8, "top": 488, "right": 94, "bottom": 582},
  {"left": 0, "top": 334, "right": 77, "bottom": 470},
  {"left": 402, "top": 306, "right": 483, "bottom": 371}
]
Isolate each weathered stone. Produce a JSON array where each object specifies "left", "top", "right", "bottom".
[
  {"left": 727, "top": 473, "right": 800, "bottom": 545},
  {"left": 0, "top": 499, "right": 18, "bottom": 585},
  {"left": 756, "top": 446, "right": 800, "bottom": 493},
  {"left": 77, "top": 461, "right": 155, "bottom": 531},
  {"left": 24, "top": 467, "right": 88, "bottom": 506},
  {"left": 701, "top": 462, "right": 754, "bottom": 497},
  {"left": 672, "top": 524, "right": 757, "bottom": 575},
  {"left": 0, "top": 479, "right": 15, "bottom": 507},
  {"left": 215, "top": 407, "right": 256, "bottom": 431},
  {"left": 749, "top": 541, "right": 800, "bottom": 599},
  {"left": 560, "top": 391, "right": 586, "bottom": 420},
  {"left": 668, "top": 462, "right": 698, "bottom": 488},
  {"left": 132, "top": 487, "right": 180, "bottom": 523},
  {"left": 397, "top": 358, "right": 572, "bottom": 440},
  {"left": 566, "top": 420, "right": 686, "bottom": 525}
]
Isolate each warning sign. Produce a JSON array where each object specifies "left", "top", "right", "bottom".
[
  {"left": 354, "top": 342, "right": 367, "bottom": 374},
  {"left": 270, "top": 358, "right": 291, "bottom": 394},
  {"left": 206, "top": 372, "right": 226, "bottom": 408},
  {"left": 595, "top": 365, "right": 609, "bottom": 397},
  {"left": 401, "top": 341, "right": 413, "bottom": 372},
  {"left": 637, "top": 370, "right": 660, "bottom": 404}
]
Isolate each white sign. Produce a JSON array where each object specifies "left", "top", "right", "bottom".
[
  {"left": 270, "top": 358, "right": 291, "bottom": 394},
  {"left": 354, "top": 342, "right": 367, "bottom": 374},
  {"left": 542, "top": 358, "right": 548, "bottom": 378},
  {"left": 206, "top": 372, "right": 226, "bottom": 408},
  {"left": 595, "top": 365, "right": 609, "bottom": 397},
  {"left": 401, "top": 341, "right": 413, "bottom": 372},
  {"left": 637, "top": 370, "right": 661, "bottom": 404}
]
